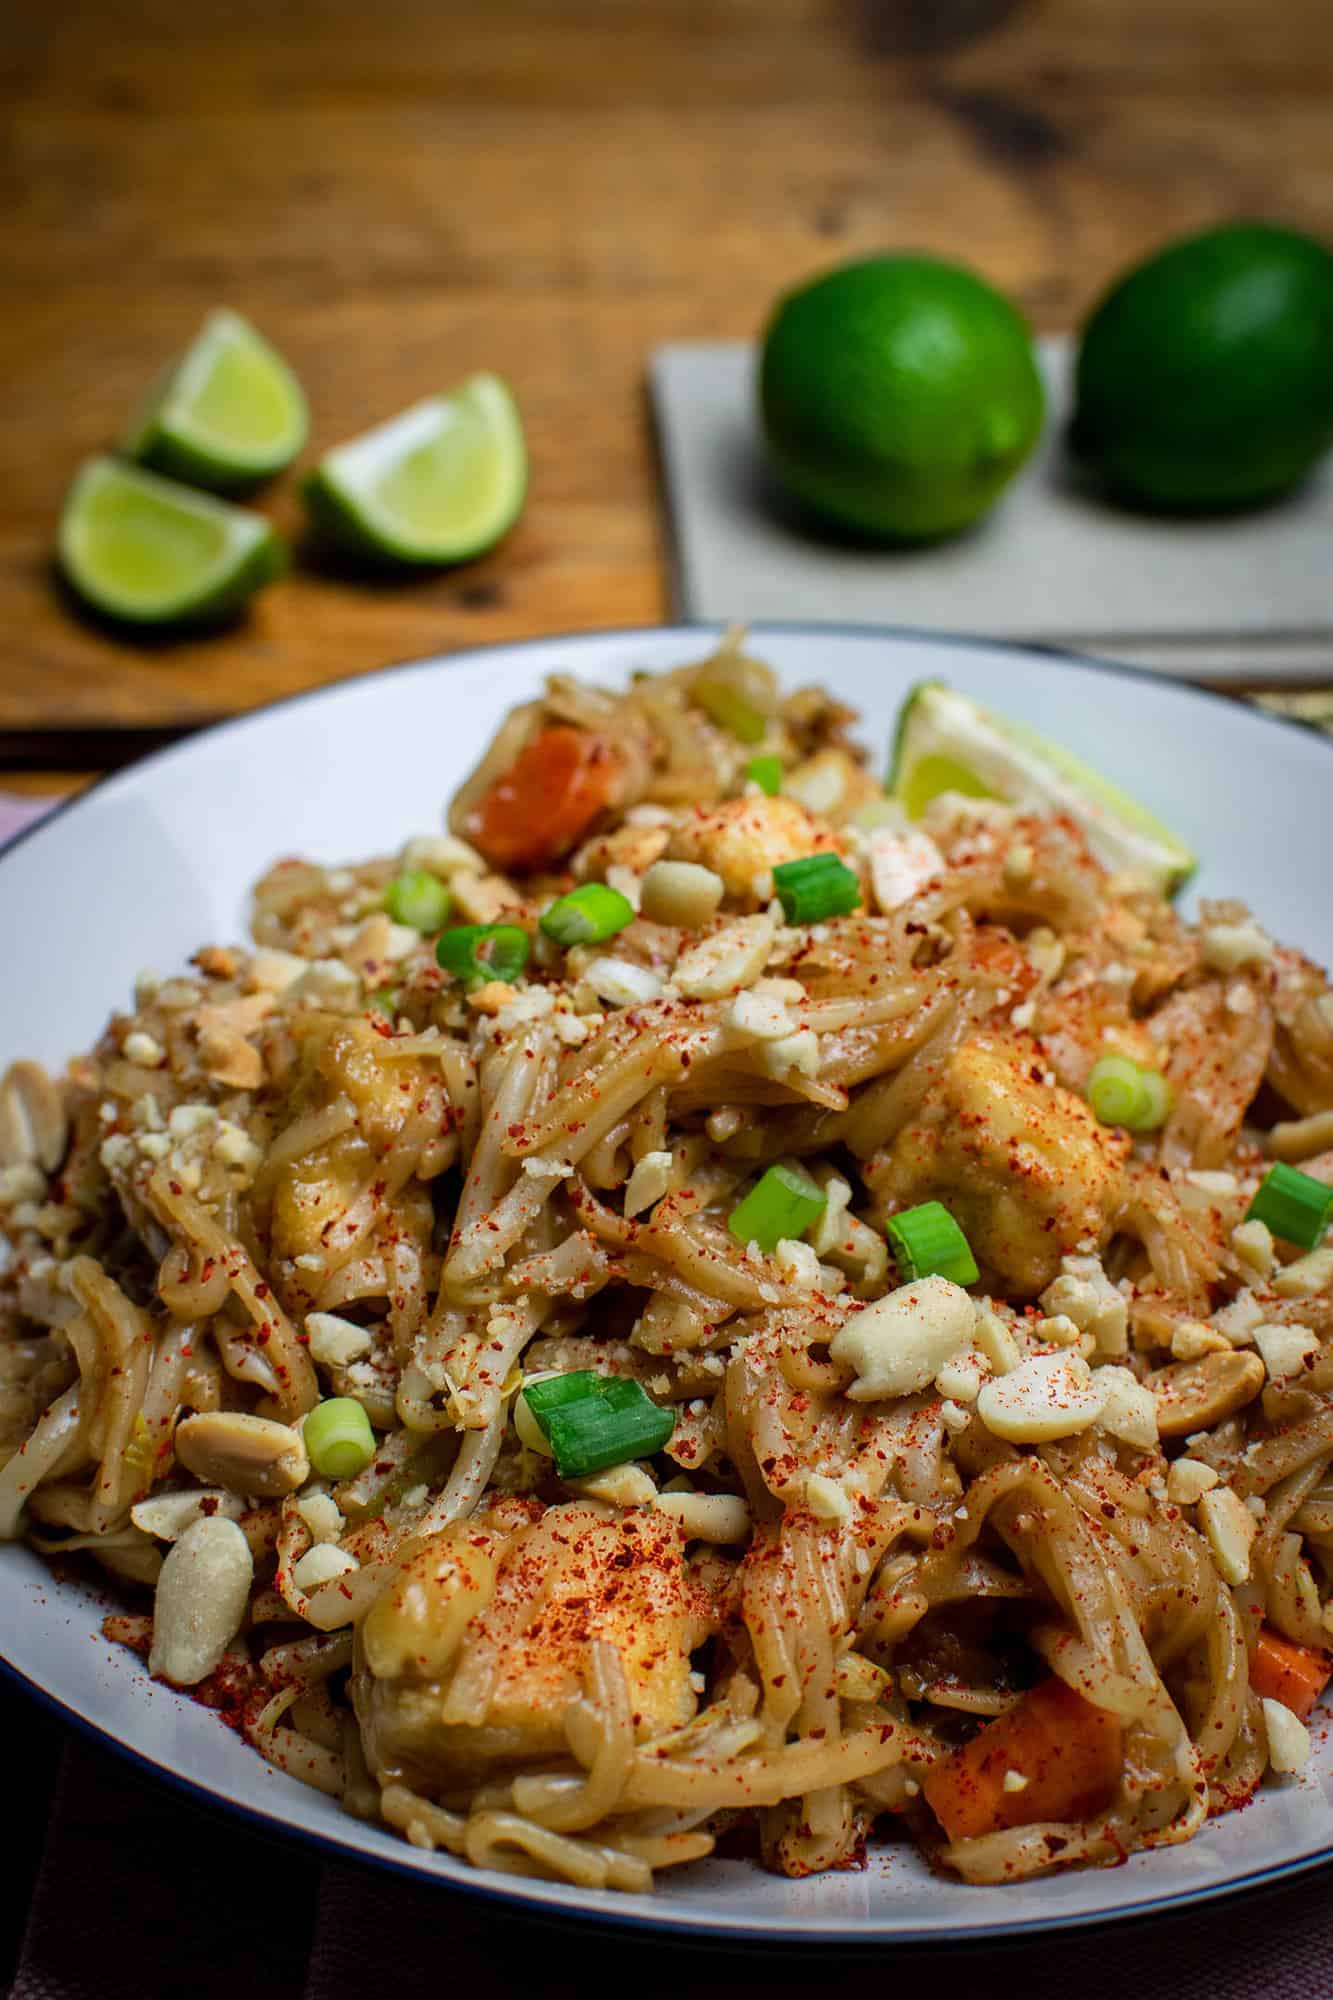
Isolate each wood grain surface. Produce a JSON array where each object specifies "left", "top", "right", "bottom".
[{"left": 5, "top": 0, "right": 1332, "bottom": 753}]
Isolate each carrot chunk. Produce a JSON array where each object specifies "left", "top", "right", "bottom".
[
  {"left": 921, "top": 1676, "right": 1122, "bottom": 1844},
  {"left": 468, "top": 726, "right": 619, "bottom": 872},
  {"left": 1251, "top": 1627, "right": 1332, "bottom": 1723}
]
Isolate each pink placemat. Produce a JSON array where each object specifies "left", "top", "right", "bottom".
[{"left": 0, "top": 795, "right": 52, "bottom": 848}]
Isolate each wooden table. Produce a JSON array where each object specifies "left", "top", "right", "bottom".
[{"left": 6, "top": 0, "right": 1333, "bottom": 791}]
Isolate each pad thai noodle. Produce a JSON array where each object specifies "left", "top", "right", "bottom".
[{"left": 3, "top": 632, "right": 1333, "bottom": 1894}]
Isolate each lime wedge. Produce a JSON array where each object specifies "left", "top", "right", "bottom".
[
  {"left": 301, "top": 374, "right": 526, "bottom": 565},
  {"left": 124, "top": 309, "right": 308, "bottom": 490},
  {"left": 888, "top": 681, "right": 1197, "bottom": 894},
  {"left": 58, "top": 457, "right": 285, "bottom": 626}
]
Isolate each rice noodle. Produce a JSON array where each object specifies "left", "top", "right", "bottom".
[{"left": 4, "top": 638, "right": 1333, "bottom": 1900}]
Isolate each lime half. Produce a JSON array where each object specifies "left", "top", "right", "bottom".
[
  {"left": 59, "top": 457, "right": 285, "bottom": 626},
  {"left": 888, "top": 681, "right": 1197, "bottom": 894},
  {"left": 124, "top": 309, "right": 308, "bottom": 491},
  {"left": 302, "top": 374, "right": 526, "bottom": 565}
]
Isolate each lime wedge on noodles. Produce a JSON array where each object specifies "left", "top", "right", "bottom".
[
  {"left": 302, "top": 374, "right": 526, "bottom": 565},
  {"left": 58, "top": 457, "right": 285, "bottom": 626},
  {"left": 889, "top": 681, "right": 1197, "bottom": 894},
  {"left": 124, "top": 309, "right": 308, "bottom": 491}
]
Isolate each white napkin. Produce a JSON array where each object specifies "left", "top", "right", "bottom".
[{"left": 651, "top": 338, "right": 1333, "bottom": 682}]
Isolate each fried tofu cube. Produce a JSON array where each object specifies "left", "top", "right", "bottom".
[
  {"left": 666, "top": 796, "right": 843, "bottom": 901},
  {"left": 880, "top": 1034, "right": 1127, "bottom": 1296},
  {"left": 357, "top": 1504, "right": 713, "bottom": 1793}
]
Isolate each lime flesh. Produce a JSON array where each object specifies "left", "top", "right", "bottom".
[
  {"left": 125, "top": 309, "right": 308, "bottom": 491},
  {"left": 302, "top": 374, "right": 526, "bottom": 565},
  {"left": 58, "top": 457, "right": 285, "bottom": 626},
  {"left": 888, "top": 681, "right": 1197, "bottom": 894}
]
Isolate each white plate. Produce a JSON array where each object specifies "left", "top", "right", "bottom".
[{"left": 2, "top": 624, "right": 1332, "bottom": 1943}]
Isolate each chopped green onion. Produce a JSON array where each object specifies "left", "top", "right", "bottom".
[
  {"left": 436, "top": 923, "right": 531, "bottom": 988},
  {"left": 696, "top": 679, "right": 767, "bottom": 743},
  {"left": 771, "top": 851, "right": 862, "bottom": 925},
  {"left": 1247, "top": 1162, "right": 1333, "bottom": 1250},
  {"left": 366, "top": 985, "right": 402, "bottom": 1019},
  {"left": 304, "top": 1397, "right": 376, "bottom": 1480},
  {"left": 384, "top": 869, "right": 450, "bottom": 933},
  {"left": 1086, "top": 1055, "right": 1147, "bottom": 1127},
  {"left": 727, "top": 1161, "right": 827, "bottom": 1254},
  {"left": 1086, "top": 1055, "right": 1172, "bottom": 1133},
  {"left": 745, "top": 755, "right": 784, "bottom": 796},
  {"left": 691, "top": 635, "right": 777, "bottom": 746},
  {"left": 520, "top": 1369, "right": 675, "bottom": 1480},
  {"left": 1132, "top": 1068, "right": 1173, "bottom": 1132},
  {"left": 886, "top": 1201, "right": 979, "bottom": 1285},
  {"left": 514, "top": 1385, "right": 557, "bottom": 1457},
  {"left": 540, "top": 882, "right": 635, "bottom": 948}
]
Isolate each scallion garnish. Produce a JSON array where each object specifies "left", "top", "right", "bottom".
[
  {"left": 1132, "top": 1068, "right": 1173, "bottom": 1131},
  {"left": 745, "top": 755, "right": 784, "bottom": 796},
  {"left": 696, "top": 679, "right": 767, "bottom": 743},
  {"left": 304, "top": 1397, "right": 376, "bottom": 1480},
  {"left": 384, "top": 869, "right": 451, "bottom": 933},
  {"left": 1086, "top": 1055, "right": 1144, "bottom": 1127},
  {"left": 1086, "top": 1055, "right": 1172, "bottom": 1133},
  {"left": 539, "top": 882, "right": 635, "bottom": 948},
  {"left": 727, "top": 1161, "right": 827, "bottom": 1254},
  {"left": 436, "top": 923, "right": 531, "bottom": 988},
  {"left": 771, "top": 851, "right": 862, "bottom": 925},
  {"left": 692, "top": 636, "right": 777, "bottom": 745},
  {"left": 519, "top": 1370, "right": 675, "bottom": 1480},
  {"left": 886, "top": 1201, "right": 978, "bottom": 1285},
  {"left": 1246, "top": 1162, "right": 1333, "bottom": 1250}
]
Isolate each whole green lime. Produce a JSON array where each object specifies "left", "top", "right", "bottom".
[
  {"left": 758, "top": 254, "right": 1045, "bottom": 541},
  {"left": 1071, "top": 222, "right": 1333, "bottom": 510}
]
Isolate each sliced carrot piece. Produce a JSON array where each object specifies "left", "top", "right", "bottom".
[
  {"left": 467, "top": 726, "right": 619, "bottom": 872},
  {"left": 921, "top": 1676, "right": 1122, "bottom": 1844},
  {"left": 1251, "top": 1627, "right": 1332, "bottom": 1723}
]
